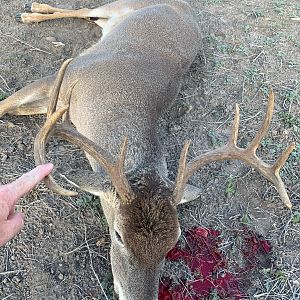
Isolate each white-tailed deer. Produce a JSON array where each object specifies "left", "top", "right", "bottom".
[{"left": 0, "top": 1, "right": 295, "bottom": 299}]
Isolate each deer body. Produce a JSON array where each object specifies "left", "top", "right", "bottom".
[
  {"left": 64, "top": 2, "right": 200, "bottom": 173},
  {"left": 0, "top": 1, "right": 294, "bottom": 300}
]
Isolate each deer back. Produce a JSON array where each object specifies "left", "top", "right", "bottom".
[{"left": 59, "top": 2, "right": 201, "bottom": 173}]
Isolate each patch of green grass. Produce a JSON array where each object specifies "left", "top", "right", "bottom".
[
  {"left": 278, "top": 111, "right": 300, "bottom": 128},
  {"left": 287, "top": 60, "right": 300, "bottom": 69},
  {"left": 243, "top": 24, "right": 252, "bottom": 34},
  {"left": 76, "top": 194, "right": 109, "bottom": 229},
  {"left": 263, "top": 36, "right": 279, "bottom": 47},
  {"left": 76, "top": 194, "right": 101, "bottom": 215},
  {"left": 274, "top": 0, "right": 287, "bottom": 14},
  {"left": 275, "top": 270, "right": 286, "bottom": 281},
  {"left": 244, "top": 67, "right": 263, "bottom": 84},
  {"left": 208, "top": 130, "right": 222, "bottom": 147},
  {"left": 289, "top": 143, "right": 300, "bottom": 161},
  {"left": 0, "top": 92, "right": 9, "bottom": 101},
  {"left": 292, "top": 211, "right": 300, "bottom": 224},
  {"left": 224, "top": 75, "right": 234, "bottom": 85},
  {"left": 4, "top": 53, "right": 26, "bottom": 64},
  {"left": 276, "top": 50, "right": 286, "bottom": 57},
  {"left": 240, "top": 213, "right": 251, "bottom": 225},
  {"left": 206, "top": 33, "right": 218, "bottom": 43},
  {"left": 217, "top": 43, "right": 233, "bottom": 54},
  {"left": 214, "top": 59, "right": 226, "bottom": 69},
  {"left": 280, "top": 89, "right": 300, "bottom": 104},
  {"left": 250, "top": 9, "right": 265, "bottom": 18},
  {"left": 260, "top": 137, "right": 283, "bottom": 156},
  {"left": 210, "top": 290, "right": 221, "bottom": 299},
  {"left": 259, "top": 86, "right": 270, "bottom": 97},
  {"left": 225, "top": 176, "right": 236, "bottom": 197},
  {"left": 236, "top": 44, "right": 250, "bottom": 55},
  {"left": 207, "top": 0, "right": 224, "bottom": 4}
]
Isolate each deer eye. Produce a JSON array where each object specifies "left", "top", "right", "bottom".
[{"left": 115, "top": 231, "right": 123, "bottom": 244}]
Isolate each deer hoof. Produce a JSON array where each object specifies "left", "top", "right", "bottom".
[
  {"left": 15, "top": 13, "right": 23, "bottom": 23},
  {"left": 24, "top": 3, "right": 33, "bottom": 12}
]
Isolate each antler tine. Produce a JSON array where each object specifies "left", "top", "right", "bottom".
[
  {"left": 113, "top": 137, "right": 134, "bottom": 203},
  {"left": 113, "top": 137, "right": 133, "bottom": 201},
  {"left": 247, "top": 89, "right": 275, "bottom": 154},
  {"left": 47, "top": 58, "right": 73, "bottom": 118},
  {"left": 172, "top": 140, "right": 191, "bottom": 205},
  {"left": 230, "top": 104, "right": 240, "bottom": 146},
  {"left": 271, "top": 142, "right": 296, "bottom": 208},
  {"left": 54, "top": 127, "right": 134, "bottom": 203},
  {"left": 273, "top": 142, "right": 296, "bottom": 173},
  {"left": 173, "top": 91, "right": 295, "bottom": 208}
]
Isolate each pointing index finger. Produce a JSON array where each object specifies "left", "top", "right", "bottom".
[{"left": 2, "top": 163, "right": 54, "bottom": 206}]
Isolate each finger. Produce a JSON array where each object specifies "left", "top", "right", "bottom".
[
  {"left": 1, "top": 163, "right": 54, "bottom": 207},
  {"left": 0, "top": 212, "right": 24, "bottom": 247},
  {"left": 0, "top": 201, "right": 10, "bottom": 221}
]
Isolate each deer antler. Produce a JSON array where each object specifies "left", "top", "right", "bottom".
[
  {"left": 34, "top": 59, "right": 76, "bottom": 196},
  {"left": 34, "top": 59, "right": 135, "bottom": 204},
  {"left": 173, "top": 91, "right": 295, "bottom": 208}
]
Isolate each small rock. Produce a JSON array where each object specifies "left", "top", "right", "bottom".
[
  {"left": 0, "top": 153, "right": 8, "bottom": 162},
  {"left": 7, "top": 122, "right": 15, "bottom": 128},
  {"left": 17, "top": 142, "right": 24, "bottom": 151},
  {"left": 52, "top": 41, "right": 65, "bottom": 47},
  {"left": 96, "top": 238, "right": 106, "bottom": 247},
  {"left": 169, "top": 125, "right": 182, "bottom": 133},
  {"left": 12, "top": 275, "right": 21, "bottom": 284},
  {"left": 293, "top": 278, "right": 300, "bottom": 286},
  {"left": 178, "top": 104, "right": 193, "bottom": 116},
  {"left": 46, "top": 36, "right": 57, "bottom": 42},
  {"left": 58, "top": 273, "right": 64, "bottom": 280}
]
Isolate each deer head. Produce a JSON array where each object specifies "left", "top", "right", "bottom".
[{"left": 34, "top": 60, "right": 295, "bottom": 299}]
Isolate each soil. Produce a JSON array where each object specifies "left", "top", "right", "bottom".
[{"left": 0, "top": 0, "right": 299, "bottom": 299}]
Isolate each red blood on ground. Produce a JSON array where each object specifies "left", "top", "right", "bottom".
[
  {"left": 242, "top": 228, "right": 272, "bottom": 269},
  {"left": 159, "top": 227, "right": 271, "bottom": 299}
]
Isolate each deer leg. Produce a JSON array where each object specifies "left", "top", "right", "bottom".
[
  {"left": 16, "top": 2, "right": 110, "bottom": 25},
  {"left": 0, "top": 75, "right": 55, "bottom": 117},
  {"left": 15, "top": 2, "right": 139, "bottom": 28},
  {"left": 25, "top": 2, "right": 74, "bottom": 14},
  {"left": 17, "top": 9, "right": 97, "bottom": 24}
]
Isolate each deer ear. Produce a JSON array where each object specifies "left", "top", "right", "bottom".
[
  {"left": 59, "top": 169, "right": 112, "bottom": 197},
  {"left": 178, "top": 184, "right": 202, "bottom": 205},
  {"left": 161, "top": 176, "right": 202, "bottom": 205}
]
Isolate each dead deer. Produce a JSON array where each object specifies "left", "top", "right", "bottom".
[{"left": 0, "top": 1, "right": 295, "bottom": 299}]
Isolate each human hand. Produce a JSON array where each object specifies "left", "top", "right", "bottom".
[{"left": 0, "top": 163, "right": 53, "bottom": 246}]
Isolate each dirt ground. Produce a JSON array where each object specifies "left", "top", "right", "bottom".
[{"left": 0, "top": 0, "right": 299, "bottom": 299}]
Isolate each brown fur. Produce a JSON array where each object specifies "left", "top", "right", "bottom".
[{"left": 120, "top": 174, "right": 179, "bottom": 264}]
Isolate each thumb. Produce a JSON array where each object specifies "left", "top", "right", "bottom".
[{"left": 0, "top": 212, "right": 24, "bottom": 247}]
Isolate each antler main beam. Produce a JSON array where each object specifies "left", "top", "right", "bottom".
[
  {"left": 34, "top": 59, "right": 76, "bottom": 196},
  {"left": 173, "top": 91, "right": 295, "bottom": 208}
]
